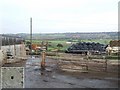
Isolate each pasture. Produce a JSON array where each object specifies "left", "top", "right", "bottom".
[{"left": 26, "top": 39, "right": 111, "bottom": 52}]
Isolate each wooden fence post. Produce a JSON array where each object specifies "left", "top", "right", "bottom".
[
  {"left": 41, "top": 51, "right": 46, "bottom": 70},
  {"left": 86, "top": 51, "right": 91, "bottom": 71},
  {"left": 103, "top": 56, "right": 107, "bottom": 72},
  {"left": 105, "top": 57, "right": 107, "bottom": 72}
]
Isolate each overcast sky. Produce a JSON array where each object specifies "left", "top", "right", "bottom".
[{"left": 0, "top": 0, "right": 119, "bottom": 34}]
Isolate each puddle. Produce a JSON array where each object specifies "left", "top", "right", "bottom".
[
  {"left": 34, "top": 68, "right": 40, "bottom": 71},
  {"left": 24, "top": 57, "right": 119, "bottom": 88},
  {"left": 104, "top": 77, "right": 120, "bottom": 80},
  {"left": 43, "top": 80, "right": 48, "bottom": 82}
]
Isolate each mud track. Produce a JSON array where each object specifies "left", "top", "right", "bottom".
[{"left": 3, "top": 55, "right": 119, "bottom": 88}]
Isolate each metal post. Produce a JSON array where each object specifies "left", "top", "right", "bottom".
[
  {"left": 46, "top": 41, "right": 48, "bottom": 51},
  {"left": 41, "top": 41, "right": 44, "bottom": 47},
  {"left": 4, "top": 36, "right": 6, "bottom": 46},
  {"left": 21, "top": 40, "right": 24, "bottom": 57},
  {"left": 86, "top": 51, "right": 89, "bottom": 71},
  {"left": 30, "top": 17, "right": 32, "bottom": 57},
  {"left": 8, "top": 37, "right": 10, "bottom": 50},
  {"left": 20, "top": 40, "right": 22, "bottom": 57},
  {"left": 0, "top": 35, "right": 2, "bottom": 49},
  {"left": 13, "top": 38, "right": 16, "bottom": 57}
]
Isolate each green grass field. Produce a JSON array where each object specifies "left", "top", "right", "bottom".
[{"left": 26, "top": 39, "right": 111, "bottom": 52}]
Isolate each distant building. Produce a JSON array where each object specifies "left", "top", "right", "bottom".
[
  {"left": 66, "top": 42, "right": 72, "bottom": 44},
  {"left": 106, "top": 40, "right": 120, "bottom": 55}
]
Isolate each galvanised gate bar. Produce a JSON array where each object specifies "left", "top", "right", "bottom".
[{"left": 1, "top": 34, "right": 25, "bottom": 46}]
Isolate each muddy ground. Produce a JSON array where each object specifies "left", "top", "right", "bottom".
[{"left": 2, "top": 55, "right": 119, "bottom": 88}]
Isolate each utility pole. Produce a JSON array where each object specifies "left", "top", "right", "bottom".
[
  {"left": 30, "top": 17, "right": 32, "bottom": 57},
  {"left": 0, "top": 35, "right": 2, "bottom": 49}
]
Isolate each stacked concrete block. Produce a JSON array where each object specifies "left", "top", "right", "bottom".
[
  {"left": 1, "top": 45, "right": 21, "bottom": 57},
  {"left": 1, "top": 67, "right": 24, "bottom": 88},
  {"left": 0, "top": 50, "right": 3, "bottom": 67},
  {"left": 21, "top": 44, "right": 26, "bottom": 57},
  {"left": 1, "top": 44, "right": 26, "bottom": 61},
  {"left": 0, "top": 50, "right": 7, "bottom": 67}
]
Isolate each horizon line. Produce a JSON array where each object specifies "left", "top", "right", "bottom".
[{"left": 1, "top": 31, "right": 118, "bottom": 34}]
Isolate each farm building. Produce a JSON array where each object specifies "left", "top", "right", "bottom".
[
  {"left": 106, "top": 40, "right": 120, "bottom": 55},
  {"left": 110, "top": 40, "right": 120, "bottom": 47}
]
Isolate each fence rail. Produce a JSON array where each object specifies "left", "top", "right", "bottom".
[{"left": 58, "top": 58, "right": 119, "bottom": 73}]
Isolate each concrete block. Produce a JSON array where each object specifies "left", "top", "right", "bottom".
[
  {"left": 0, "top": 50, "right": 4, "bottom": 67},
  {"left": 0, "top": 50, "right": 7, "bottom": 67},
  {"left": 1, "top": 44, "right": 27, "bottom": 63},
  {"left": 0, "top": 68, "right": 1, "bottom": 90},
  {"left": 1, "top": 67, "right": 24, "bottom": 88}
]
